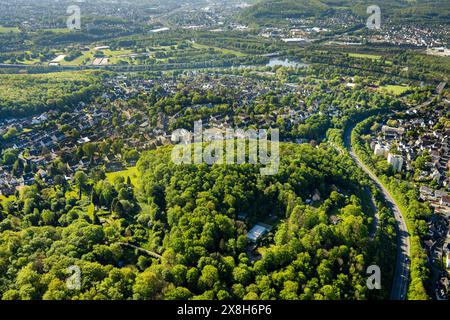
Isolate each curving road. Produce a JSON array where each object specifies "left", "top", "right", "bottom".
[{"left": 344, "top": 125, "right": 411, "bottom": 300}]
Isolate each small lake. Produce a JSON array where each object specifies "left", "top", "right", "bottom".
[{"left": 266, "top": 58, "right": 309, "bottom": 68}]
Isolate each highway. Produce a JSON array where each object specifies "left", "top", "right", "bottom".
[{"left": 344, "top": 125, "right": 411, "bottom": 300}]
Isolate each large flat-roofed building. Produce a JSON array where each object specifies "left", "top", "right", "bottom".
[
  {"left": 247, "top": 223, "right": 272, "bottom": 243},
  {"left": 388, "top": 153, "right": 404, "bottom": 172},
  {"left": 382, "top": 125, "right": 405, "bottom": 137}
]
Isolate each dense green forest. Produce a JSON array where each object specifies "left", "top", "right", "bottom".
[
  {"left": 240, "top": 0, "right": 450, "bottom": 25},
  {"left": 0, "top": 142, "right": 396, "bottom": 300},
  {"left": 0, "top": 72, "right": 101, "bottom": 118},
  {"left": 0, "top": 0, "right": 446, "bottom": 302}
]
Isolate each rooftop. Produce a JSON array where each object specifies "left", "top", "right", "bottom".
[{"left": 247, "top": 223, "right": 272, "bottom": 242}]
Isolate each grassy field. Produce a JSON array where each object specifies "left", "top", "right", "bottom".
[
  {"left": 0, "top": 26, "right": 20, "bottom": 33},
  {"left": 103, "top": 49, "right": 135, "bottom": 64},
  {"left": 191, "top": 42, "right": 247, "bottom": 57},
  {"left": 102, "top": 49, "right": 133, "bottom": 56},
  {"left": 60, "top": 48, "right": 135, "bottom": 66},
  {"left": 59, "top": 51, "right": 93, "bottom": 66},
  {"left": 11, "top": 51, "right": 42, "bottom": 65},
  {"left": 348, "top": 53, "right": 382, "bottom": 60},
  {"left": 106, "top": 166, "right": 140, "bottom": 186},
  {"left": 379, "top": 84, "right": 411, "bottom": 96},
  {"left": 38, "top": 28, "right": 71, "bottom": 34}
]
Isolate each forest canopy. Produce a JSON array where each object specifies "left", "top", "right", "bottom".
[
  {"left": 0, "top": 71, "right": 101, "bottom": 118},
  {"left": 0, "top": 142, "right": 393, "bottom": 300}
]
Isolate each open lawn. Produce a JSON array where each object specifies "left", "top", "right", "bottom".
[
  {"left": 39, "top": 28, "right": 72, "bottom": 34},
  {"left": 348, "top": 53, "right": 382, "bottom": 60},
  {"left": 14, "top": 51, "right": 42, "bottom": 65},
  {"left": 0, "top": 26, "right": 20, "bottom": 33},
  {"left": 102, "top": 48, "right": 134, "bottom": 56},
  {"left": 191, "top": 42, "right": 247, "bottom": 57},
  {"left": 59, "top": 51, "right": 93, "bottom": 66},
  {"left": 106, "top": 166, "right": 140, "bottom": 187},
  {"left": 60, "top": 48, "right": 135, "bottom": 66},
  {"left": 379, "top": 84, "right": 411, "bottom": 96}
]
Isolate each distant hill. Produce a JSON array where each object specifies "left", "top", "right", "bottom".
[{"left": 238, "top": 0, "right": 450, "bottom": 25}]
